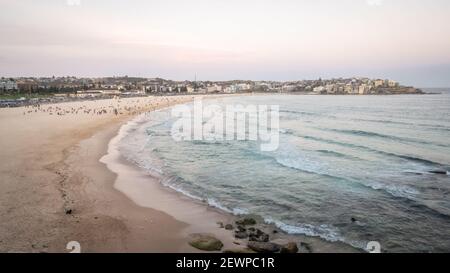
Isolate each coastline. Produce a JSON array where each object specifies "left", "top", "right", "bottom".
[
  {"left": 0, "top": 94, "right": 360, "bottom": 253},
  {"left": 100, "top": 98, "right": 361, "bottom": 253}
]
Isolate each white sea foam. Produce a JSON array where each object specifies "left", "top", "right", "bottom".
[
  {"left": 206, "top": 198, "right": 249, "bottom": 215},
  {"left": 264, "top": 218, "right": 367, "bottom": 250},
  {"left": 367, "top": 182, "right": 419, "bottom": 199},
  {"left": 161, "top": 179, "right": 204, "bottom": 202},
  {"left": 159, "top": 179, "right": 250, "bottom": 216},
  {"left": 264, "top": 217, "right": 341, "bottom": 242}
]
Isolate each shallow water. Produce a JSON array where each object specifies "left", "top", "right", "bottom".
[{"left": 119, "top": 92, "right": 450, "bottom": 252}]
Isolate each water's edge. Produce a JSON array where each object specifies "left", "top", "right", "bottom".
[{"left": 100, "top": 101, "right": 364, "bottom": 253}]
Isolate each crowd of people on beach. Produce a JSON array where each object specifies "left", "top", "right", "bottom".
[{"left": 21, "top": 96, "right": 194, "bottom": 117}]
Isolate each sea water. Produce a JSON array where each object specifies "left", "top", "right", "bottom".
[{"left": 119, "top": 91, "right": 450, "bottom": 252}]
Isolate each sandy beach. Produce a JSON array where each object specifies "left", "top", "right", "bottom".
[
  {"left": 0, "top": 96, "right": 191, "bottom": 252},
  {"left": 0, "top": 95, "right": 358, "bottom": 253}
]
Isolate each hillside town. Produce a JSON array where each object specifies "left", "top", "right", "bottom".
[{"left": 0, "top": 76, "right": 423, "bottom": 107}]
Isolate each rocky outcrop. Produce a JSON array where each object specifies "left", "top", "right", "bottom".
[
  {"left": 235, "top": 217, "right": 257, "bottom": 226},
  {"left": 225, "top": 224, "right": 234, "bottom": 230},
  {"left": 188, "top": 233, "right": 223, "bottom": 251},
  {"left": 300, "top": 242, "right": 313, "bottom": 253},
  {"left": 247, "top": 241, "right": 281, "bottom": 253},
  {"left": 248, "top": 228, "right": 269, "bottom": 242},
  {"left": 234, "top": 230, "right": 248, "bottom": 239},
  {"left": 280, "top": 242, "right": 299, "bottom": 253}
]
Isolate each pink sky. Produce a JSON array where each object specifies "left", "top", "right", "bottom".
[{"left": 1, "top": 0, "right": 450, "bottom": 86}]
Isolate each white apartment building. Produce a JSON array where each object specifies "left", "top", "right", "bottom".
[
  {"left": 207, "top": 84, "right": 222, "bottom": 93},
  {"left": 388, "top": 80, "right": 399, "bottom": 88},
  {"left": 374, "top": 79, "right": 385, "bottom": 88},
  {"left": 313, "top": 86, "right": 325, "bottom": 93},
  {"left": 359, "top": 84, "right": 370, "bottom": 95},
  {"left": 0, "top": 80, "right": 18, "bottom": 91}
]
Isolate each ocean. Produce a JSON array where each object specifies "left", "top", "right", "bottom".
[{"left": 118, "top": 91, "right": 450, "bottom": 253}]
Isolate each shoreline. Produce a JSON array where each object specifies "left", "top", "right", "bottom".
[
  {"left": 100, "top": 98, "right": 362, "bottom": 253},
  {"left": 0, "top": 94, "right": 360, "bottom": 253},
  {"left": 0, "top": 96, "right": 195, "bottom": 252},
  {"left": 0, "top": 91, "right": 431, "bottom": 109}
]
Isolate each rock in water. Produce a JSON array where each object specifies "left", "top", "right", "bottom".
[
  {"left": 247, "top": 241, "right": 281, "bottom": 253},
  {"left": 300, "top": 242, "right": 313, "bottom": 253},
  {"left": 225, "top": 224, "right": 234, "bottom": 230},
  {"left": 188, "top": 234, "right": 223, "bottom": 251},
  {"left": 236, "top": 217, "right": 257, "bottom": 226},
  {"left": 280, "top": 242, "right": 299, "bottom": 253}
]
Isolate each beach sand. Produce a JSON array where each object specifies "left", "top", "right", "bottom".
[
  {"left": 0, "top": 95, "right": 359, "bottom": 253},
  {"left": 0, "top": 96, "right": 191, "bottom": 252}
]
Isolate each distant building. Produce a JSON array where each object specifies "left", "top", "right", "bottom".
[
  {"left": 344, "top": 84, "right": 353, "bottom": 94},
  {"left": 207, "top": 84, "right": 222, "bottom": 93},
  {"left": 76, "top": 90, "right": 103, "bottom": 98},
  {"left": 237, "top": 83, "right": 251, "bottom": 91},
  {"left": 358, "top": 84, "right": 370, "bottom": 95},
  {"left": 0, "top": 79, "right": 18, "bottom": 92},
  {"left": 17, "top": 81, "right": 39, "bottom": 92},
  {"left": 313, "top": 86, "right": 325, "bottom": 93},
  {"left": 186, "top": 86, "right": 195, "bottom": 93},
  {"left": 282, "top": 85, "right": 296, "bottom": 92},
  {"left": 388, "top": 80, "right": 399, "bottom": 88},
  {"left": 374, "top": 79, "right": 385, "bottom": 88}
]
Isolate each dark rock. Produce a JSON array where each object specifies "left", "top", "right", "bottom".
[
  {"left": 249, "top": 233, "right": 269, "bottom": 242},
  {"left": 237, "top": 225, "right": 246, "bottom": 232},
  {"left": 225, "top": 224, "right": 233, "bottom": 230},
  {"left": 234, "top": 230, "right": 248, "bottom": 239},
  {"left": 249, "top": 230, "right": 269, "bottom": 242},
  {"left": 217, "top": 222, "right": 224, "bottom": 228},
  {"left": 247, "top": 241, "right": 281, "bottom": 253},
  {"left": 300, "top": 242, "right": 312, "bottom": 253},
  {"left": 236, "top": 217, "right": 257, "bottom": 226},
  {"left": 248, "top": 228, "right": 263, "bottom": 236},
  {"left": 280, "top": 242, "right": 299, "bottom": 253},
  {"left": 65, "top": 209, "right": 72, "bottom": 215},
  {"left": 351, "top": 217, "right": 357, "bottom": 223},
  {"left": 188, "top": 233, "right": 223, "bottom": 251},
  {"left": 272, "top": 230, "right": 278, "bottom": 234}
]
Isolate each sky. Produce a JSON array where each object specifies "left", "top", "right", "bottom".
[{"left": 1, "top": 0, "right": 450, "bottom": 87}]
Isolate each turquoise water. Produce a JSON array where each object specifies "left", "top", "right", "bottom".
[{"left": 119, "top": 92, "right": 450, "bottom": 252}]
